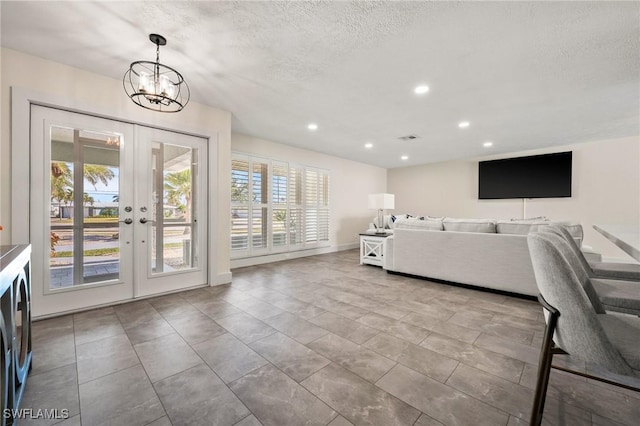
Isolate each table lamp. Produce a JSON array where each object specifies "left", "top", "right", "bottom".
[{"left": 368, "top": 193, "right": 395, "bottom": 233}]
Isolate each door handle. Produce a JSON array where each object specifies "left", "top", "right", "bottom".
[
  {"left": 139, "top": 217, "right": 148, "bottom": 224},
  {"left": 119, "top": 218, "right": 133, "bottom": 225}
]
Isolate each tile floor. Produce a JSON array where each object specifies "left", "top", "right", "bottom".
[{"left": 24, "top": 249, "right": 640, "bottom": 426}]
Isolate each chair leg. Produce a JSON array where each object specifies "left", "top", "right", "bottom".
[{"left": 530, "top": 311, "right": 558, "bottom": 426}]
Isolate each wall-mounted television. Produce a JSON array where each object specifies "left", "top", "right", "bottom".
[{"left": 478, "top": 151, "right": 572, "bottom": 199}]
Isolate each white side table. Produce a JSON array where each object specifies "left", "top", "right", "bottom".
[{"left": 359, "top": 232, "right": 392, "bottom": 267}]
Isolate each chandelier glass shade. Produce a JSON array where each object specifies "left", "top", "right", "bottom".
[{"left": 123, "top": 34, "right": 190, "bottom": 113}]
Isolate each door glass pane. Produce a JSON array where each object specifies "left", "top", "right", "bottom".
[
  {"left": 305, "top": 208, "right": 318, "bottom": 243},
  {"left": 290, "top": 207, "right": 304, "bottom": 245},
  {"left": 251, "top": 207, "right": 267, "bottom": 249},
  {"left": 272, "top": 208, "right": 287, "bottom": 247},
  {"left": 231, "top": 157, "right": 250, "bottom": 255},
  {"left": 319, "top": 172, "right": 329, "bottom": 242},
  {"left": 289, "top": 167, "right": 303, "bottom": 246},
  {"left": 50, "top": 129, "right": 74, "bottom": 288},
  {"left": 272, "top": 163, "right": 288, "bottom": 205},
  {"left": 49, "top": 126, "right": 121, "bottom": 289},
  {"left": 231, "top": 207, "right": 249, "bottom": 251},
  {"left": 250, "top": 160, "right": 268, "bottom": 250},
  {"left": 319, "top": 172, "right": 329, "bottom": 207},
  {"left": 150, "top": 142, "right": 197, "bottom": 274},
  {"left": 319, "top": 209, "right": 330, "bottom": 242},
  {"left": 83, "top": 144, "right": 120, "bottom": 282},
  {"left": 231, "top": 159, "right": 250, "bottom": 203},
  {"left": 305, "top": 170, "right": 319, "bottom": 243},
  {"left": 151, "top": 225, "right": 193, "bottom": 272},
  {"left": 289, "top": 167, "right": 302, "bottom": 205},
  {"left": 272, "top": 162, "right": 288, "bottom": 248},
  {"left": 252, "top": 161, "right": 268, "bottom": 204}
]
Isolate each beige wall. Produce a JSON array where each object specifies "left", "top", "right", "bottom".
[
  {"left": 388, "top": 136, "right": 640, "bottom": 260},
  {"left": 0, "top": 48, "right": 233, "bottom": 282},
  {"left": 232, "top": 132, "right": 387, "bottom": 249}
]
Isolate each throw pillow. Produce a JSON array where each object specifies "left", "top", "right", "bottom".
[{"left": 394, "top": 217, "right": 443, "bottom": 231}]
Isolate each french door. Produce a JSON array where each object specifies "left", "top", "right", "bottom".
[{"left": 30, "top": 106, "right": 208, "bottom": 316}]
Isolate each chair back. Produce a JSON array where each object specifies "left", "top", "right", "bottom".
[
  {"left": 543, "top": 225, "right": 595, "bottom": 277},
  {"left": 536, "top": 231, "right": 606, "bottom": 314},
  {"left": 527, "top": 233, "right": 632, "bottom": 375}
]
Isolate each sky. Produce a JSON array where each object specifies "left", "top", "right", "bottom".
[{"left": 86, "top": 167, "right": 119, "bottom": 203}]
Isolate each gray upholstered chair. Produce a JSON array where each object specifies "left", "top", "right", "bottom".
[
  {"left": 545, "top": 225, "right": 640, "bottom": 281},
  {"left": 527, "top": 232, "right": 640, "bottom": 426},
  {"left": 539, "top": 227, "right": 640, "bottom": 315},
  {"left": 527, "top": 233, "right": 640, "bottom": 426}
]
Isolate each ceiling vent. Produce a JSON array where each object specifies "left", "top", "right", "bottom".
[{"left": 398, "top": 135, "right": 419, "bottom": 141}]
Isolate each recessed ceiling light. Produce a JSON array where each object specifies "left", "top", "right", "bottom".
[
  {"left": 414, "top": 85, "right": 429, "bottom": 94},
  {"left": 458, "top": 121, "right": 470, "bottom": 128},
  {"left": 401, "top": 155, "right": 409, "bottom": 160},
  {"left": 483, "top": 141, "right": 493, "bottom": 147},
  {"left": 364, "top": 143, "right": 373, "bottom": 149},
  {"left": 307, "top": 123, "right": 318, "bottom": 131}
]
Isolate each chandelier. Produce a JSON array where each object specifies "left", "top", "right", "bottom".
[{"left": 123, "top": 34, "right": 190, "bottom": 113}]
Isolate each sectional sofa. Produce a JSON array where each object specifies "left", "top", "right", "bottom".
[{"left": 382, "top": 217, "right": 587, "bottom": 297}]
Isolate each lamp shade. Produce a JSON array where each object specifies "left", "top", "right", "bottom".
[{"left": 368, "top": 193, "right": 395, "bottom": 210}]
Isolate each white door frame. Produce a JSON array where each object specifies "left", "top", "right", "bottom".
[
  {"left": 10, "top": 87, "right": 220, "bottom": 318},
  {"left": 134, "top": 125, "right": 209, "bottom": 297},
  {"left": 30, "top": 106, "right": 136, "bottom": 315}
]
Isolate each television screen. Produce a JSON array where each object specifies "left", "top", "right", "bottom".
[{"left": 478, "top": 151, "right": 572, "bottom": 199}]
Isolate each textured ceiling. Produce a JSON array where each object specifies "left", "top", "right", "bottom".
[{"left": 2, "top": 1, "right": 639, "bottom": 168}]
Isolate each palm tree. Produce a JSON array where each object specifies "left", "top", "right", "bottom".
[
  {"left": 51, "top": 162, "right": 72, "bottom": 219},
  {"left": 83, "top": 192, "right": 95, "bottom": 206},
  {"left": 51, "top": 162, "right": 114, "bottom": 218},
  {"left": 165, "top": 169, "right": 192, "bottom": 223},
  {"left": 84, "top": 165, "right": 115, "bottom": 189}
]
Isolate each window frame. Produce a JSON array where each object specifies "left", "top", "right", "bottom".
[{"left": 231, "top": 152, "right": 330, "bottom": 259}]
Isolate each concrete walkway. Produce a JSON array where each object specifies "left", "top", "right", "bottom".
[{"left": 50, "top": 261, "right": 119, "bottom": 288}]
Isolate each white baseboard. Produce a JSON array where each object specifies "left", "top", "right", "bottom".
[
  {"left": 212, "top": 272, "right": 233, "bottom": 286},
  {"left": 337, "top": 242, "right": 359, "bottom": 251},
  {"left": 230, "top": 243, "right": 358, "bottom": 269},
  {"left": 33, "top": 283, "right": 211, "bottom": 321}
]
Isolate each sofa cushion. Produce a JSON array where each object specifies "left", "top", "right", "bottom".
[
  {"left": 549, "top": 221, "right": 584, "bottom": 243},
  {"left": 394, "top": 217, "right": 443, "bottom": 231},
  {"left": 497, "top": 220, "right": 549, "bottom": 235},
  {"left": 496, "top": 220, "right": 583, "bottom": 244},
  {"left": 443, "top": 218, "right": 496, "bottom": 233}
]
